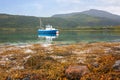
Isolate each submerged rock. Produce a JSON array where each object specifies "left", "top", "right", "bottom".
[{"left": 65, "top": 65, "right": 90, "bottom": 80}]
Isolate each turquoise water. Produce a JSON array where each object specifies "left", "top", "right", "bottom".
[
  {"left": 0, "top": 30, "right": 120, "bottom": 44},
  {"left": 57, "top": 30, "right": 120, "bottom": 43}
]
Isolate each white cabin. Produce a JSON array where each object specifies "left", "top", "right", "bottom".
[{"left": 45, "top": 25, "right": 56, "bottom": 30}]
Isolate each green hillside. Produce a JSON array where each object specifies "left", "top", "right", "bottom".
[
  {"left": 0, "top": 14, "right": 39, "bottom": 28},
  {"left": 52, "top": 9, "right": 120, "bottom": 27},
  {"left": 0, "top": 14, "right": 70, "bottom": 29},
  {"left": 0, "top": 9, "right": 120, "bottom": 29}
]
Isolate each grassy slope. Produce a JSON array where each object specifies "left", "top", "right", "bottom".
[{"left": 0, "top": 13, "right": 120, "bottom": 30}]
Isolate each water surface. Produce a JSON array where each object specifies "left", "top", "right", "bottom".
[{"left": 0, "top": 30, "right": 120, "bottom": 45}]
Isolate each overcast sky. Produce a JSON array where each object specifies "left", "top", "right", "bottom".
[{"left": 0, "top": 0, "right": 120, "bottom": 17}]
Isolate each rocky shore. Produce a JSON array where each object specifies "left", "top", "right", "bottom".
[{"left": 0, "top": 42, "right": 120, "bottom": 80}]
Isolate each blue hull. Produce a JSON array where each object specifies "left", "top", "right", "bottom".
[
  {"left": 38, "top": 34, "right": 57, "bottom": 37},
  {"left": 38, "top": 30, "right": 58, "bottom": 34}
]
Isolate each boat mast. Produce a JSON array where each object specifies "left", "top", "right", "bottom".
[{"left": 39, "top": 18, "right": 43, "bottom": 29}]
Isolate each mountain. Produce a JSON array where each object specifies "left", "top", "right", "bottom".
[
  {"left": 53, "top": 9, "right": 120, "bottom": 20},
  {"left": 0, "top": 14, "right": 71, "bottom": 29},
  {"left": 0, "top": 9, "right": 120, "bottom": 29},
  {"left": 81, "top": 9, "right": 120, "bottom": 21},
  {"left": 52, "top": 9, "right": 120, "bottom": 27}
]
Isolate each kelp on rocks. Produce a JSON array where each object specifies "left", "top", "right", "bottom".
[{"left": 0, "top": 42, "right": 120, "bottom": 80}]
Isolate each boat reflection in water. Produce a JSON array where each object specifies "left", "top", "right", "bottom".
[{"left": 38, "top": 33, "right": 59, "bottom": 47}]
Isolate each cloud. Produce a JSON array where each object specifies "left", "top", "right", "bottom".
[
  {"left": 32, "top": 3, "right": 43, "bottom": 10},
  {"left": 1, "top": 0, "right": 120, "bottom": 16},
  {"left": 93, "top": 0, "right": 120, "bottom": 15},
  {"left": 103, "top": 0, "right": 119, "bottom": 3},
  {"left": 96, "top": 6, "right": 120, "bottom": 15},
  {"left": 22, "top": 2, "right": 43, "bottom": 10},
  {"left": 100, "top": 0, "right": 120, "bottom": 5},
  {"left": 56, "top": 0, "right": 80, "bottom": 4},
  {"left": 14, "top": 2, "right": 44, "bottom": 16}
]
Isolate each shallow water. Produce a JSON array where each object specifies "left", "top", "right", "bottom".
[{"left": 0, "top": 30, "right": 120, "bottom": 45}]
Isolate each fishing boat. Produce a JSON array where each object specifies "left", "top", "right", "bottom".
[
  {"left": 38, "top": 25, "right": 59, "bottom": 34},
  {"left": 38, "top": 18, "right": 59, "bottom": 34}
]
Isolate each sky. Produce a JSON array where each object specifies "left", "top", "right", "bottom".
[{"left": 0, "top": 0, "right": 120, "bottom": 17}]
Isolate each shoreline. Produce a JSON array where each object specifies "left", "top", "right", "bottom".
[{"left": 0, "top": 42, "right": 120, "bottom": 79}]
